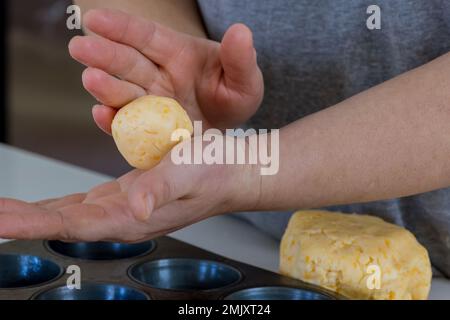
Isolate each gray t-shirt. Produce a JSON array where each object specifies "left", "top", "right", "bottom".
[{"left": 197, "top": 0, "right": 450, "bottom": 276}]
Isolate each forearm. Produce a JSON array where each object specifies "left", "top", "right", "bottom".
[
  {"left": 257, "top": 52, "right": 450, "bottom": 211},
  {"left": 74, "top": 0, "right": 206, "bottom": 37}
]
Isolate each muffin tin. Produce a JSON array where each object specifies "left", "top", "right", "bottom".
[{"left": 0, "top": 237, "right": 345, "bottom": 300}]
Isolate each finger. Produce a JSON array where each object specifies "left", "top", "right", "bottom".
[
  {"left": 117, "top": 170, "right": 144, "bottom": 190},
  {"left": 57, "top": 202, "right": 124, "bottom": 241},
  {"left": 81, "top": 192, "right": 147, "bottom": 241},
  {"left": 0, "top": 207, "right": 66, "bottom": 240},
  {"left": 92, "top": 105, "right": 116, "bottom": 135},
  {"left": 34, "top": 198, "right": 59, "bottom": 207},
  {"left": 220, "top": 24, "right": 261, "bottom": 95},
  {"left": 34, "top": 194, "right": 86, "bottom": 209},
  {"left": 0, "top": 204, "right": 102, "bottom": 241},
  {"left": 82, "top": 67, "right": 146, "bottom": 107},
  {"left": 64, "top": 192, "right": 150, "bottom": 242},
  {"left": 0, "top": 198, "right": 38, "bottom": 213},
  {"left": 69, "top": 35, "right": 159, "bottom": 89},
  {"left": 127, "top": 161, "right": 196, "bottom": 221},
  {"left": 84, "top": 171, "right": 143, "bottom": 203},
  {"left": 0, "top": 194, "right": 137, "bottom": 241},
  {"left": 84, "top": 9, "right": 189, "bottom": 67},
  {"left": 0, "top": 197, "right": 75, "bottom": 240},
  {"left": 84, "top": 180, "right": 121, "bottom": 203},
  {"left": 41, "top": 193, "right": 87, "bottom": 210}
]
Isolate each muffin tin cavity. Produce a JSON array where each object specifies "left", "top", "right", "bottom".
[
  {"left": 33, "top": 283, "right": 149, "bottom": 300},
  {"left": 0, "top": 238, "right": 344, "bottom": 300},
  {"left": 0, "top": 254, "right": 61, "bottom": 289},
  {"left": 129, "top": 258, "right": 242, "bottom": 291},
  {"left": 46, "top": 240, "right": 155, "bottom": 260},
  {"left": 225, "top": 286, "right": 334, "bottom": 300}
]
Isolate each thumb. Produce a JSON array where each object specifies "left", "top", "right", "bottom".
[
  {"left": 127, "top": 162, "right": 193, "bottom": 222},
  {"left": 220, "top": 23, "right": 260, "bottom": 94}
]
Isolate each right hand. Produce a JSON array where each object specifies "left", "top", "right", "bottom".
[
  {"left": 68, "top": 8, "right": 264, "bottom": 133},
  {"left": 0, "top": 137, "right": 260, "bottom": 242}
]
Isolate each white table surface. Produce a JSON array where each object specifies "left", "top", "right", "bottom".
[{"left": 1, "top": 143, "right": 449, "bottom": 300}]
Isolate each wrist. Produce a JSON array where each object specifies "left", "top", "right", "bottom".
[{"left": 219, "top": 134, "right": 273, "bottom": 213}]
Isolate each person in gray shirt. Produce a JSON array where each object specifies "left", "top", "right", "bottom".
[
  {"left": 1, "top": 0, "right": 450, "bottom": 277},
  {"left": 197, "top": 0, "right": 450, "bottom": 276}
]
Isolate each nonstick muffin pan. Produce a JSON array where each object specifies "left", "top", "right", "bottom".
[{"left": 0, "top": 237, "right": 345, "bottom": 300}]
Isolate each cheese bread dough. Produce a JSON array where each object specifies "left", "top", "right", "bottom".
[
  {"left": 112, "top": 95, "right": 193, "bottom": 170},
  {"left": 280, "top": 210, "right": 432, "bottom": 300}
]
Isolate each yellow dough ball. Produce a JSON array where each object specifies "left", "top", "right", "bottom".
[
  {"left": 280, "top": 210, "right": 432, "bottom": 300},
  {"left": 111, "top": 95, "right": 193, "bottom": 170}
]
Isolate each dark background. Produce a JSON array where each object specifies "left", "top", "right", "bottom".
[
  {"left": 2, "top": 0, "right": 130, "bottom": 177},
  {"left": 1, "top": 0, "right": 7, "bottom": 143}
]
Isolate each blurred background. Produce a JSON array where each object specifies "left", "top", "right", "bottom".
[{"left": 5, "top": 0, "right": 130, "bottom": 177}]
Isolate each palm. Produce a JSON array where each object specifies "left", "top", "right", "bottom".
[
  {"left": 69, "top": 9, "right": 264, "bottom": 132},
  {"left": 0, "top": 159, "right": 237, "bottom": 242},
  {"left": 136, "top": 38, "right": 220, "bottom": 129},
  {"left": 0, "top": 170, "right": 144, "bottom": 242},
  {"left": 0, "top": 170, "right": 179, "bottom": 242}
]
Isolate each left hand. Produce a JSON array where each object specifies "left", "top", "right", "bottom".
[
  {"left": 69, "top": 9, "right": 264, "bottom": 134},
  {"left": 0, "top": 139, "right": 259, "bottom": 242}
]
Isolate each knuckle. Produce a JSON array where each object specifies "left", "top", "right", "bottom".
[
  {"left": 118, "top": 14, "right": 132, "bottom": 43},
  {"left": 139, "top": 21, "right": 157, "bottom": 54},
  {"left": 122, "top": 50, "right": 140, "bottom": 80}
]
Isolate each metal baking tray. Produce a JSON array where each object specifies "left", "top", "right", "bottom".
[{"left": 0, "top": 237, "right": 345, "bottom": 300}]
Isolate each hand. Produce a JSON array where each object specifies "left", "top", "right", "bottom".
[
  {"left": 0, "top": 138, "right": 259, "bottom": 242},
  {"left": 68, "top": 8, "right": 264, "bottom": 134}
]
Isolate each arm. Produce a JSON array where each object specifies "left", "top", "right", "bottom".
[
  {"left": 255, "top": 52, "right": 450, "bottom": 211},
  {"left": 2, "top": 53, "right": 449, "bottom": 241},
  {"left": 68, "top": 8, "right": 450, "bottom": 212},
  {"left": 3, "top": 13, "right": 450, "bottom": 242},
  {"left": 74, "top": 0, "right": 207, "bottom": 37}
]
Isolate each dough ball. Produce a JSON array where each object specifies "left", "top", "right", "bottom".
[
  {"left": 111, "top": 95, "right": 193, "bottom": 170},
  {"left": 280, "top": 210, "right": 431, "bottom": 300}
]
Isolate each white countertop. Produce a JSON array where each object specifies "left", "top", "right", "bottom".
[{"left": 1, "top": 143, "right": 449, "bottom": 299}]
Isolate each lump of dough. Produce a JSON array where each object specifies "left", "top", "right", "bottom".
[
  {"left": 280, "top": 210, "right": 432, "bottom": 300},
  {"left": 111, "top": 95, "right": 193, "bottom": 170}
]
